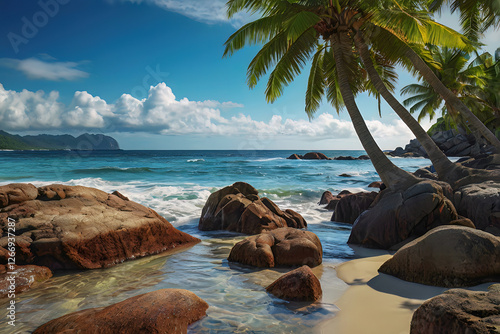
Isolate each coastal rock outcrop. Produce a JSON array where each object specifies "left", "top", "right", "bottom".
[
  {"left": 453, "top": 181, "right": 500, "bottom": 235},
  {"left": 228, "top": 227, "right": 322, "bottom": 268},
  {"left": 410, "top": 286, "right": 500, "bottom": 334},
  {"left": 333, "top": 191, "right": 378, "bottom": 224},
  {"left": 379, "top": 226, "right": 500, "bottom": 287},
  {"left": 0, "top": 264, "right": 52, "bottom": 298},
  {"left": 33, "top": 289, "right": 209, "bottom": 334},
  {"left": 286, "top": 152, "right": 331, "bottom": 160},
  {"left": 388, "top": 129, "right": 494, "bottom": 158},
  {"left": 0, "top": 184, "right": 200, "bottom": 271},
  {"left": 266, "top": 265, "right": 322, "bottom": 302},
  {"left": 199, "top": 182, "right": 306, "bottom": 234},
  {"left": 348, "top": 180, "right": 459, "bottom": 249}
]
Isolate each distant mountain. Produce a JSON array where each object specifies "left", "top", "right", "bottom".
[{"left": 0, "top": 131, "right": 120, "bottom": 150}]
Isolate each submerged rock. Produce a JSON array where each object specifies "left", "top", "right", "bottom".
[
  {"left": 199, "top": 182, "right": 306, "bottom": 234},
  {"left": 410, "top": 285, "right": 500, "bottom": 334},
  {"left": 0, "top": 184, "right": 200, "bottom": 271},
  {"left": 228, "top": 227, "right": 322, "bottom": 268},
  {"left": 0, "top": 264, "right": 52, "bottom": 298},
  {"left": 33, "top": 289, "right": 209, "bottom": 334},
  {"left": 266, "top": 265, "right": 322, "bottom": 301},
  {"left": 348, "top": 180, "right": 458, "bottom": 249},
  {"left": 333, "top": 191, "right": 378, "bottom": 224},
  {"left": 379, "top": 226, "right": 500, "bottom": 287}
]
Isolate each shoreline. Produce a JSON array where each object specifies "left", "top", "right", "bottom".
[{"left": 315, "top": 248, "right": 492, "bottom": 334}]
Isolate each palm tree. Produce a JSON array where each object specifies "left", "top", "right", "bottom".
[
  {"left": 401, "top": 47, "right": 496, "bottom": 143},
  {"left": 403, "top": 45, "right": 500, "bottom": 151},
  {"left": 353, "top": 33, "right": 461, "bottom": 184},
  {"left": 428, "top": 0, "right": 500, "bottom": 42},
  {"left": 224, "top": 0, "right": 418, "bottom": 189}
]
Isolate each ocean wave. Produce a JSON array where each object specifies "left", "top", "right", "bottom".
[
  {"left": 72, "top": 166, "right": 155, "bottom": 174},
  {"left": 253, "top": 157, "right": 285, "bottom": 162},
  {"left": 187, "top": 159, "right": 205, "bottom": 162}
]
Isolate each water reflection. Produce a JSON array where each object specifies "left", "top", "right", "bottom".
[{"left": 1, "top": 222, "right": 352, "bottom": 333}]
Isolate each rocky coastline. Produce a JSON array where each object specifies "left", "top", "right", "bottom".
[
  {"left": 388, "top": 129, "right": 497, "bottom": 158},
  {"left": 1, "top": 151, "right": 499, "bottom": 332}
]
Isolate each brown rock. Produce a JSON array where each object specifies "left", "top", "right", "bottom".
[
  {"left": 348, "top": 180, "right": 459, "bottom": 249},
  {"left": 266, "top": 265, "right": 322, "bottom": 301},
  {"left": 333, "top": 191, "right": 378, "bottom": 224},
  {"left": 0, "top": 184, "right": 200, "bottom": 271},
  {"left": 325, "top": 198, "right": 340, "bottom": 211},
  {"left": 287, "top": 154, "right": 302, "bottom": 160},
  {"left": 0, "top": 264, "right": 52, "bottom": 298},
  {"left": 320, "top": 190, "right": 352, "bottom": 211},
  {"left": 302, "top": 152, "right": 331, "bottom": 160},
  {"left": 379, "top": 226, "right": 500, "bottom": 287},
  {"left": 198, "top": 182, "right": 306, "bottom": 234},
  {"left": 0, "top": 183, "right": 38, "bottom": 207},
  {"left": 34, "top": 289, "right": 208, "bottom": 334},
  {"left": 319, "top": 191, "right": 335, "bottom": 205},
  {"left": 228, "top": 227, "right": 322, "bottom": 268},
  {"left": 410, "top": 286, "right": 500, "bottom": 334}
]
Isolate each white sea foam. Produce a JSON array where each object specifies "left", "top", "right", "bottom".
[
  {"left": 253, "top": 157, "right": 285, "bottom": 162},
  {"left": 187, "top": 158, "right": 205, "bottom": 162}
]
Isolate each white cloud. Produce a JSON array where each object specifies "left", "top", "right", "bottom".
[
  {"left": 123, "top": 0, "right": 251, "bottom": 26},
  {"left": 0, "top": 82, "right": 417, "bottom": 147},
  {"left": 0, "top": 57, "right": 89, "bottom": 81}
]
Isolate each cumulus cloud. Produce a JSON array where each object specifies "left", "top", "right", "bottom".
[
  {"left": 123, "top": 0, "right": 251, "bottom": 26},
  {"left": 0, "top": 57, "right": 89, "bottom": 81},
  {"left": 0, "top": 82, "right": 415, "bottom": 145}
]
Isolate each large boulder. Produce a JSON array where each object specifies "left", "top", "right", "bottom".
[
  {"left": 453, "top": 181, "right": 500, "bottom": 234},
  {"left": 379, "top": 226, "right": 500, "bottom": 287},
  {"left": 0, "top": 264, "right": 52, "bottom": 298},
  {"left": 410, "top": 286, "right": 500, "bottom": 334},
  {"left": 34, "top": 289, "right": 208, "bottom": 334},
  {"left": 348, "top": 180, "right": 459, "bottom": 249},
  {"left": 228, "top": 227, "right": 322, "bottom": 268},
  {"left": 333, "top": 191, "right": 378, "bottom": 224},
  {"left": 0, "top": 184, "right": 200, "bottom": 271},
  {"left": 199, "top": 182, "right": 306, "bottom": 234},
  {"left": 266, "top": 265, "right": 322, "bottom": 302}
]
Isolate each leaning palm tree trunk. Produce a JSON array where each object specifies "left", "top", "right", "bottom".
[
  {"left": 405, "top": 47, "right": 500, "bottom": 152},
  {"left": 331, "top": 33, "right": 418, "bottom": 189},
  {"left": 353, "top": 32, "right": 461, "bottom": 183}
]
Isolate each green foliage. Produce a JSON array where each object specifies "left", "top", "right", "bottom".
[
  {"left": 402, "top": 46, "right": 500, "bottom": 131},
  {"left": 224, "top": 0, "right": 474, "bottom": 120},
  {"left": 0, "top": 132, "right": 39, "bottom": 150}
]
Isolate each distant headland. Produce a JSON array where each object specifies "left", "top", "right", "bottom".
[{"left": 0, "top": 130, "right": 120, "bottom": 151}]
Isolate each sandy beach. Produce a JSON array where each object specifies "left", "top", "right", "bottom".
[
  {"left": 314, "top": 247, "right": 494, "bottom": 334},
  {"left": 316, "top": 251, "right": 445, "bottom": 334}
]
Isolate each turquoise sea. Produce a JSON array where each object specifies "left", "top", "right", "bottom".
[{"left": 0, "top": 150, "right": 433, "bottom": 333}]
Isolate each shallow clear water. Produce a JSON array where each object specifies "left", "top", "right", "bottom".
[{"left": 0, "top": 150, "right": 432, "bottom": 333}]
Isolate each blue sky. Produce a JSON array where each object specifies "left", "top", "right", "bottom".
[{"left": 0, "top": 0, "right": 497, "bottom": 150}]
